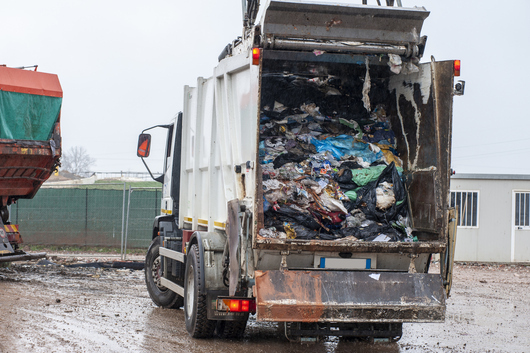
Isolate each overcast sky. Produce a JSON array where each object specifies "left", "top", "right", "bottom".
[{"left": 2, "top": 0, "right": 529, "bottom": 175}]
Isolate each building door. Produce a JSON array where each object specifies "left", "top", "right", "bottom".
[{"left": 512, "top": 191, "right": 530, "bottom": 262}]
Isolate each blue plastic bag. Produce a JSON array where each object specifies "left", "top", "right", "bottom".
[{"left": 310, "top": 135, "right": 382, "bottom": 163}]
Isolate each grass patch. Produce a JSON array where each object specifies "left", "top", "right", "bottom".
[{"left": 27, "top": 245, "right": 147, "bottom": 256}]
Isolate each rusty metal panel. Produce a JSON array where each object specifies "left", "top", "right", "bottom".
[
  {"left": 0, "top": 141, "right": 58, "bottom": 200},
  {"left": 255, "top": 270, "right": 445, "bottom": 323}
]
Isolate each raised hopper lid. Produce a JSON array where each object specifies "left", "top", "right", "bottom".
[{"left": 262, "top": 0, "right": 430, "bottom": 45}]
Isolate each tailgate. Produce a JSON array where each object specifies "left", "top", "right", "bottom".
[{"left": 255, "top": 270, "right": 445, "bottom": 323}]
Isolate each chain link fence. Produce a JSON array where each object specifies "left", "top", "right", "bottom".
[{"left": 12, "top": 184, "right": 161, "bottom": 252}]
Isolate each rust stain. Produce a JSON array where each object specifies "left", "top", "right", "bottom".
[
  {"left": 236, "top": 173, "right": 246, "bottom": 199},
  {"left": 255, "top": 270, "right": 324, "bottom": 322}
]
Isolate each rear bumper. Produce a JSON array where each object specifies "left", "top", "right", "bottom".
[{"left": 255, "top": 270, "right": 445, "bottom": 323}]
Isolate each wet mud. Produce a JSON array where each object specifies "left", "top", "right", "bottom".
[{"left": 0, "top": 259, "right": 529, "bottom": 353}]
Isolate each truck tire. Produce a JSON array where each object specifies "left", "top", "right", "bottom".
[
  {"left": 215, "top": 315, "right": 249, "bottom": 339},
  {"left": 145, "top": 236, "right": 184, "bottom": 308},
  {"left": 184, "top": 243, "right": 216, "bottom": 338}
]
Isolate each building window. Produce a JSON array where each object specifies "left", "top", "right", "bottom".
[
  {"left": 450, "top": 191, "right": 479, "bottom": 227},
  {"left": 515, "top": 192, "right": 530, "bottom": 227}
]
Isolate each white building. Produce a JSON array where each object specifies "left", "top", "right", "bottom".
[{"left": 450, "top": 174, "right": 530, "bottom": 263}]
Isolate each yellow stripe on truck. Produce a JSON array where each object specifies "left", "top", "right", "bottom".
[{"left": 182, "top": 217, "right": 225, "bottom": 229}]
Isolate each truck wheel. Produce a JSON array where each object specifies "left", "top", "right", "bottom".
[
  {"left": 215, "top": 315, "right": 249, "bottom": 339},
  {"left": 184, "top": 243, "right": 216, "bottom": 338},
  {"left": 145, "top": 236, "right": 184, "bottom": 308}
]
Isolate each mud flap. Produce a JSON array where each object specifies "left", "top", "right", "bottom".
[{"left": 255, "top": 270, "right": 445, "bottom": 323}]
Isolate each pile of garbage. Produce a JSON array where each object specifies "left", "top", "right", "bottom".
[{"left": 258, "top": 71, "right": 414, "bottom": 242}]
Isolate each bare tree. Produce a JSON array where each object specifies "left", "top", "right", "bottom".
[{"left": 61, "top": 146, "right": 96, "bottom": 176}]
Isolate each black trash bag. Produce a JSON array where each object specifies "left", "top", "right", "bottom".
[
  {"left": 354, "top": 162, "right": 408, "bottom": 224},
  {"left": 370, "top": 160, "right": 387, "bottom": 167},
  {"left": 273, "top": 153, "right": 306, "bottom": 169},
  {"left": 319, "top": 231, "right": 344, "bottom": 240},
  {"left": 336, "top": 227, "right": 360, "bottom": 239},
  {"left": 261, "top": 74, "right": 324, "bottom": 108},
  {"left": 356, "top": 222, "right": 403, "bottom": 242},
  {"left": 287, "top": 224, "right": 318, "bottom": 240},
  {"left": 342, "top": 200, "right": 357, "bottom": 213},
  {"left": 340, "top": 160, "right": 363, "bottom": 170},
  {"left": 263, "top": 214, "right": 285, "bottom": 230},
  {"left": 271, "top": 205, "right": 322, "bottom": 231},
  {"left": 334, "top": 169, "right": 359, "bottom": 190}
]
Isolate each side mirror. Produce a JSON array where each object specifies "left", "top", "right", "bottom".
[{"left": 137, "top": 133, "right": 151, "bottom": 158}]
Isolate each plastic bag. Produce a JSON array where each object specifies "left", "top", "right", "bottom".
[
  {"left": 318, "top": 192, "right": 348, "bottom": 214},
  {"left": 356, "top": 222, "right": 403, "bottom": 241},
  {"left": 263, "top": 179, "right": 284, "bottom": 191},
  {"left": 344, "top": 189, "right": 358, "bottom": 201},
  {"left": 337, "top": 227, "right": 360, "bottom": 239},
  {"left": 355, "top": 162, "right": 408, "bottom": 224},
  {"left": 311, "top": 135, "right": 382, "bottom": 163},
  {"left": 375, "top": 181, "right": 396, "bottom": 210},
  {"left": 334, "top": 169, "right": 358, "bottom": 190},
  {"left": 273, "top": 152, "right": 306, "bottom": 169},
  {"left": 345, "top": 209, "right": 366, "bottom": 227},
  {"left": 272, "top": 205, "right": 322, "bottom": 231},
  {"left": 259, "top": 227, "right": 287, "bottom": 239},
  {"left": 276, "top": 162, "right": 303, "bottom": 180},
  {"left": 284, "top": 222, "right": 318, "bottom": 240},
  {"left": 363, "top": 129, "right": 395, "bottom": 145},
  {"left": 350, "top": 164, "right": 403, "bottom": 187}
]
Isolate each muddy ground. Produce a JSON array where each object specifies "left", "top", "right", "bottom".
[{"left": 0, "top": 255, "right": 529, "bottom": 353}]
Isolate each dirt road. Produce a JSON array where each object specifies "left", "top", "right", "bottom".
[{"left": 1, "top": 258, "right": 528, "bottom": 353}]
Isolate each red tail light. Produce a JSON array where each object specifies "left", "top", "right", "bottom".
[
  {"left": 241, "top": 300, "right": 249, "bottom": 312},
  {"left": 218, "top": 298, "right": 256, "bottom": 313},
  {"left": 229, "top": 300, "right": 241, "bottom": 312},
  {"left": 252, "top": 48, "right": 260, "bottom": 66},
  {"left": 454, "top": 60, "right": 461, "bottom": 77}
]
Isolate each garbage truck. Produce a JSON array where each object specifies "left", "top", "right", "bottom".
[
  {"left": 0, "top": 65, "right": 62, "bottom": 262},
  {"left": 137, "top": 0, "right": 461, "bottom": 341}
]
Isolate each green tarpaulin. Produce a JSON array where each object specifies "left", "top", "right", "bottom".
[{"left": 0, "top": 90, "right": 62, "bottom": 141}]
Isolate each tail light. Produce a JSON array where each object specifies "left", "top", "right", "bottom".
[
  {"left": 252, "top": 48, "right": 260, "bottom": 66},
  {"left": 217, "top": 298, "right": 256, "bottom": 313},
  {"left": 454, "top": 60, "right": 461, "bottom": 77}
]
